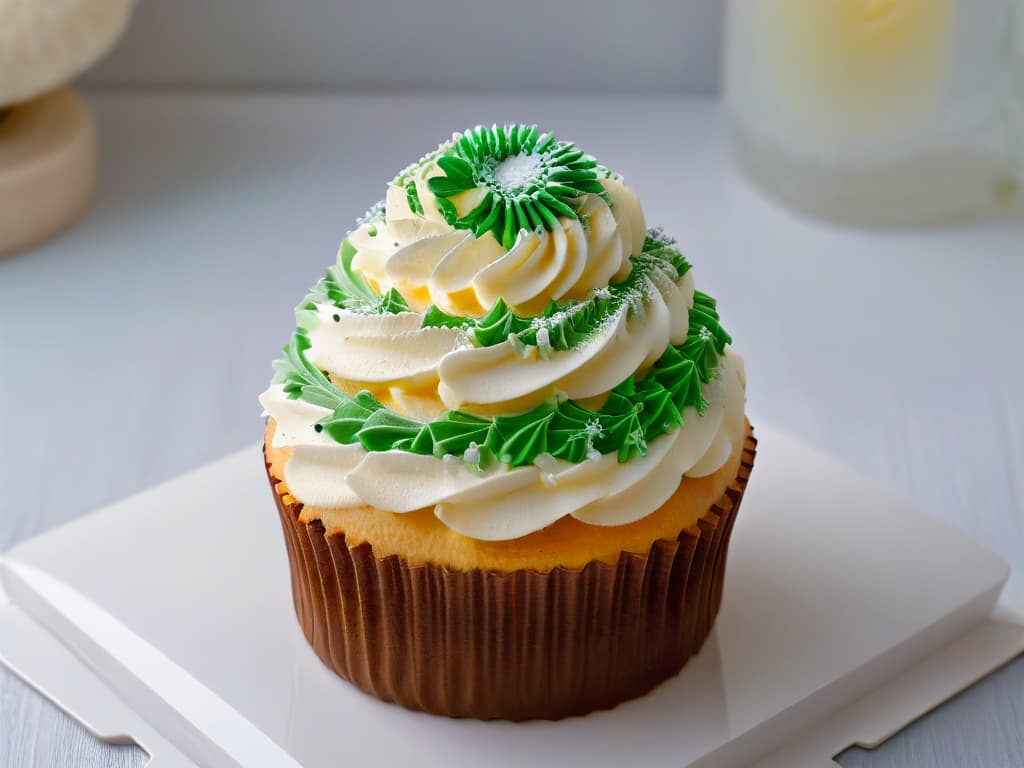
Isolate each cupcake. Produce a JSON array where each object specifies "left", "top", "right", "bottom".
[{"left": 260, "top": 124, "right": 754, "bottom": 720}]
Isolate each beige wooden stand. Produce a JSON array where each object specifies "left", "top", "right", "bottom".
[{"left": 0, "top": 88, "right": 97, "bottom": 257}]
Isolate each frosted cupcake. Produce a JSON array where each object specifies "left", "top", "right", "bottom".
[{"left": 260, "top": 124, "right": 754, "bottom": 720}]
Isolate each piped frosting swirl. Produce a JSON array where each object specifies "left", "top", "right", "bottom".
[{"left": 260, "top": 125, "right": 746, "bottom": 541}]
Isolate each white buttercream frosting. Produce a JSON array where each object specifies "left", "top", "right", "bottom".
[
  {"left": 260, "top": 350, "right": 745, "bottom": 540},
  {"left": 351, "top": 176, "right": 645, "bottom": 317},
  {"left": 437, "top": 270, "right": 688, "bottom": 411},
  {"left": 261, "top": 138, "right": 746, "bottom": 541},
  {"left": 306, "top": 306, "right": 470, "bottom": 388}
]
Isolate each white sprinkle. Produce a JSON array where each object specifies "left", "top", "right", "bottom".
[
  {"left": 463, "top": 442, "right": 481, "bottom": 465},
  {"left": 508, "top": 332, "right": 530, "bottom": 357},
  {"left": 628, "top": 292, "right": 646, "bottom": 322},
  {"left": 536, "top": 327, "right": 553, "bottom": 358},
  {"left": 648, "top": 267, "right": 675, "bottom": 296},
  {"left": 493, "top": 153, "right": 544, "bottom": 191},
  {"left": 580, "top": 419, "right": 604, "bottom": 462},
  {"left": 442, "top": 453, "right": 457, "bottom": 464},
  {"left": 533, "top": 452, "right": 559, "bottom": 473},
  {"left": 648, "top": 226, "right": 672, "bottom": 244},
  {"left": 632, "top": 430, "right": 647, "bottom": 451},
  {"left": 533, "top": 311, "right": 568, "bottom": 330}
]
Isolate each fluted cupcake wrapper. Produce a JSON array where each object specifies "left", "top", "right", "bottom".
[{"left": 268, "top": 429, "right": 756, "bottom": 721}]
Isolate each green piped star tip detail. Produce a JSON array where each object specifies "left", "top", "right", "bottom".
[
  {"left": 273, "top": 231, "right": 733, "bottom": 470},
  {"left": 427, "top": 124, "right": 606, "bottom": 250}
]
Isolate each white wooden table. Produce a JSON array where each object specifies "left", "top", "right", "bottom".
[{"left": 0, "top": 90, "right": 1021, "bottom": 767}]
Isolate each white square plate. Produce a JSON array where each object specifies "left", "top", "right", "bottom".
[{"left": 1, "top": 423, "right": 1021, "bottom": 767}]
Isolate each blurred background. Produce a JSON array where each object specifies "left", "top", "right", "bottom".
[
  {"left": 0, "top": 1, "right": 1022, "bottom": 766},
  {"left": 82, "top": 0, "right": 723, "bottom": 94}
]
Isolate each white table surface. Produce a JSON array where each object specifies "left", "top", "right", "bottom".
[{"left": 0, "top": 90, "right": 1021, "bottom": 767}]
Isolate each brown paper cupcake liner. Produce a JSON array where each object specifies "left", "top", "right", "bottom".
[{"left": 267, "top": 428, "right": 756, "bottom": 721}]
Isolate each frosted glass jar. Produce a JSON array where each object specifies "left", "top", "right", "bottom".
[{"left": 723, "top": 0, "right": 1024, "bottom": 225}]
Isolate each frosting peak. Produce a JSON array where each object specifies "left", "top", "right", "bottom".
[
  {"left": 351, "top": 125, "right": 645, "bottom": 317},
  {"left": 261, "top": 124, "right": 745, "bottom": 541}
]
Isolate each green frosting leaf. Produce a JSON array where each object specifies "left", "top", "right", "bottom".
[
  {"left": 300, "top": 238, "right": 409, "bottom": 318},
  {"left": 492, "top": 409, "right": 555, "bottom": 465},
  {"left": 426, "top": 124, "right": 608, "bottom": 250},
  {"left": 357, "top": 409, "right": 423, "bottom": 449},
  {"left": 272, "top": 331, "right": 346, "bottom": 411},
  {"left": 318, "top": 391, "right": 386, "bottom": 443}
]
